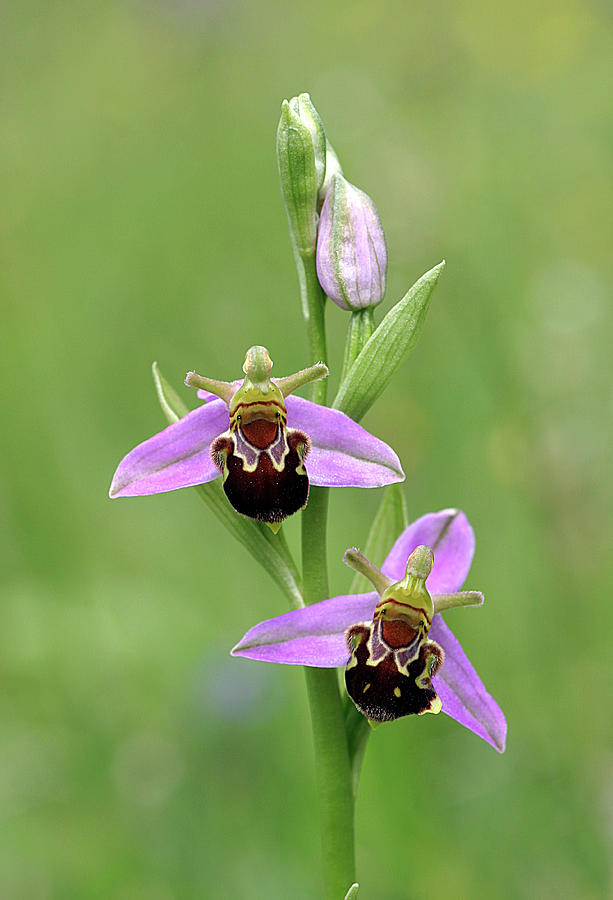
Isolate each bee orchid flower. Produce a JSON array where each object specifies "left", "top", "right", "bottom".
[
  {"left": 109, "top": 346, "right": 404, "bottom": 530},
  {"left": 232, "top": 509, "right": 506, "bottom": 751}
]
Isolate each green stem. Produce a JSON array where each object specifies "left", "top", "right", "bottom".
[
  {"left": 340, "top": 307, "right": 375, "bottom": 384},
  {"left": 344, "top": 697, "right": 373, "bottom": 796},
  {"left": 294, "top": 246, "right": 328, "bottom": 404},
  {"left": 302, "top": 488, "right": 355, "bottom": 899},
  {"left": 291, "top": 208, "right": 354, "bottom": 896}
]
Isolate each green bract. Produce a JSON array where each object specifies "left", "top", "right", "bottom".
[
  {"left": 333, "top": 260, "right": 445, "bottom": 422},
  {"left": 151, "top": 361, "right": 304, "bottom": 608}
]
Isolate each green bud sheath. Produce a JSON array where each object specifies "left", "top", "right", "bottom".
[
  {"left": 277, "top": 97, "right": 322, "bottom": 255},
  {"left": 288, "top": 93, "right": 326, "bottom": 192}
]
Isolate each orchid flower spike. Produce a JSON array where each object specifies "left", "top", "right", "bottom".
[{"left": 109, "top": 347, "right": 405, "bottom": 531}]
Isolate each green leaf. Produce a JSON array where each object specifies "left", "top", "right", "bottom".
[
  {"left": 333, "top": 261, "right": 445, "bottom": 422},
  {"left": 152, "top": 361, "right": 189, "bottom": 423},
  {"left": 151, "top": 363, "right": 303, "bottom": 609},
  {"left": 193, "top": 482, "right": 303, "bottom": 609},
  {"left": 349, "top": 484, "right": 408, "bottom": 594},
  {"left": 344, "top": 698, "right": 371, "bottom": 795}
]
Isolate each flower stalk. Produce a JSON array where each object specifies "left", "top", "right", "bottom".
[
  {"left": 340, "top": 307, "right": 376, "bottom": 383},
  {"left": 302, "top": 488, "right": 356, "bottom": 899},
  {"left": 293, "top": 250, "right": 328, "bottom": 404},
  {"left": 277, "top": 100, "right": 359, "bottom": 881}
]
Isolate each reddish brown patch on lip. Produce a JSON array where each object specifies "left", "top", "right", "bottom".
[
  {"left": 241, "top": 420, "right": 278, "bottom": 449},
  {"left": 381, "top": 619, "right": 418, "bottom": 650}
]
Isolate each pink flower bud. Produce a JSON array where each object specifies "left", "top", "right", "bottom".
[{"left": 316, "top": 174, "right": 387, "bottom": 310}]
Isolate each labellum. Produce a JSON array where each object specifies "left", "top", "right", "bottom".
[
  {"left": 211, "top": 381, "right": 311, "bottom": 529},
  {"left": 343, "top": 545, "right": 445, "bottom": 722},
  {"left": 345, "top": 616, "right": 444, "bottom": 722},
  {"left": 190, "top": 346, "right": 327, "bottom": 532}
]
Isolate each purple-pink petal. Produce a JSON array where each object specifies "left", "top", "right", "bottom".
[
  {"left": 382, "top": 509, "right": 475, "bottom": 593},
  {"left": 113, "top": 389, "right": 403, "bottom": 499},
  {"left": 233, "top": 598, "right": 506, "bottom": 750},
  {"left": 285, "top": 395, "right": 403, "bottom": 487},
  {"left": 231, "top": 507, "right": 506, "bottom": 751},
  {"left": 234, "top": 634, "right": 349, "bottom": 667},
  {"left": 109, "top": 399, "right": 227, "bottom": 498},
  {"left": 197, "top": 389, "right": 404, "bottom": 487},
  {"left": 431, "top": 616, "right": 507, "bottom": 753},
  {"left": 231, "top": 591, "right": 378, "bottom": 666}
]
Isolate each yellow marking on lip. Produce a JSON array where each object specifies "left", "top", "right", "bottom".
[
  {"left": 374, "top": 598, "right": 432, "bottom": 627},
  {"left": 393, "top": 687, "right": 401, "bottom": 698}
]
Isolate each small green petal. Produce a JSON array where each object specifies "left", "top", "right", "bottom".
[
  {"left": 184, "top": 372, "right": 236, "bottom": 405},
  {"left": 432, "top": 590, "right": 484, "bottom": 613},
  {"left": 274, "top": 362, "right": 328, "bottom": 397},
  {"left": 344, "top": 548, "right": 392, "bottom": 595}
]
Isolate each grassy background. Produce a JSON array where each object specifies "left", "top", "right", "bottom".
[{"left": 2, "top": 1, "right": 612, "bottom": 897}]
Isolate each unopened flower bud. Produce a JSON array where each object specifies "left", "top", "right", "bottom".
[
  {"left": 277, "top": 93, "right": 326, "bottom": 255},
  {"left": 316, "top": 174, "right": 387, "bottom": 310}
]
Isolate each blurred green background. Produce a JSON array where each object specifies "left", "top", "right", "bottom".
[{"left": 2, "top": 1, "right": 612, "bottom": 897}]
